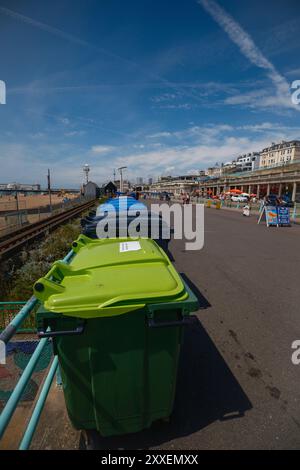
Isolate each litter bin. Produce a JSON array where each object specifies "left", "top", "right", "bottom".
[
  {"left": 81, "top": 205, "right": 148, "bottom": 228},
  {"left": 34, "top": 237, "right": 198, "bottom": 437},
  {"left": 82, "top": 212, "right": 170, "bottom": 252},
  {"left": 96, "top": 202, "right": 147, "bottom": 215},
  {"left": 81, "top": 198, "right": 146, "bottom": 227}
]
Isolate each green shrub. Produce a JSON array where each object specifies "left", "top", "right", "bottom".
[
  {"left": 6, "top": 221, "right": 81, "bottom": 301},
  {"left": 2, "top": 199, "right": 105, "bottom": 301}
]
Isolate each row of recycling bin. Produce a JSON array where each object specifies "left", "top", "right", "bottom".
[
  {"left": 33, "top": 196, "right": 199, "bottom": 439},
  {"left": 80, "top": 195, "right": 170, "bottom": 251}
]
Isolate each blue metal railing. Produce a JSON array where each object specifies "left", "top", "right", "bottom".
[
  {"left": 0, "top": 249, "right": 74, "bottom": 450},
  {"left": 0, "top": 335, "right": 50, "bottom": 442},
  {"left": 0, "top": 298, "right": 39, "bottom": 343},
  {"left": 19, "top": 356, "right": 59, "bottom": 450}
]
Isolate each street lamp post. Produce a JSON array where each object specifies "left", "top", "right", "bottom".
[
  {"left": 83, "top": 164, "right": 90, "bottom": 185},
  {"left": 15, "top": 190, "right": 21, "bottom": 226},
  {"left": 118, "top": 166, "right": 127, "bottom": 192},
  {"left": 47, "top": 169, "right": 52, "bottom": 214}
]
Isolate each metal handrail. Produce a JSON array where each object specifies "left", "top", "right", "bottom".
[
  {"left": 0, "top": 249, "right": 74, "bottom": 448},
  {"left": 19, "top": 356, "right": 59, "bottom": 450},
  {"left": 0, "top": 335, "right": 50, "bottom": 440},
  {"left": 0, "top": 301, "right": 37, "bottom": 334},
  {"left": 0, "top": 297, "right": 39, "bottom": 344}
]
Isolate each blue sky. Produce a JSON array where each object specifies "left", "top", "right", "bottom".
[{"left": 0, "top": 0, "right": 300, "bottom": 187}]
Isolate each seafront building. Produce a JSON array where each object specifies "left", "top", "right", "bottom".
[
  {"left": 260, "top": 140, "right": 300, "bottom": 168},
  {"left": 0, "top": 183, "right": 41, "bottom": 191},
  {"left": 235, "top": 152, "right": 260, "bottom": 171},
  {"left": 149, "top": 140, "right": 300, "bottom": 202}
]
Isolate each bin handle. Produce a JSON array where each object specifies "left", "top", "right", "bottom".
[
  {"left": 34, "top": 261, "right": 70, "bottom": 297},
  {"left": 42, "top": 261, "right": 72, "bottom": 281},
  {"left": 37, "top": 320, "right": 86, "bottom": 338},
  {"left": 147, "top": 315, "right": 197, "bottom": 329},
  {"left": 34, "top": 261, "right": 90, "bottom": 300}
]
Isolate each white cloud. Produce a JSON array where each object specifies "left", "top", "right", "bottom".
[
  {"left": 111, "top": 122, "right": 300, "bottom": 178},
  {"left": 224, "top": 89, "right": 265, "bottom": 106},
  {"left": 0, "top": 142, "right": 85, "bottom": 187},
  {"left": 148, "top": 132, "right": 172, "bottom": 139},
  {"left": 151, "top": 93, "right": 178, "bottom": 103},
  {"left": 237, "top": 122, "right": 292, "bottom": 132},
  {"left": 286, "top": 68, "right": 300, "bottom": 78},
  {"left": 29, "top": 132, "right": 46, "bottom": 139},
  {"left": 59, "top": 117, "right": 70, "bottom": 125},
  {"left": 198, "top": 0, "right": 299, "bottom": 112},
  {"left": 111, "top": 140, "right": 251, "bottom": 177},
  {"left": 133, "top": 144, "right": 146, "bottom": 149},
  {"left": 164, "top": 166, "right": 175, "bottom": 174},
  {"left": 64, "top": 130, "right": 86, "bottom": 137},
  {"left": 1, "top": 122, "right": 299, "bottom": 186},
  {"left": 224, "top": 89, "right": 296, "bottom": 112},
  {"left": 155, "top": 103, "right": 193, "bottom": 110},
  {"left": 148, "top": 124, "right": 234, "bottom": 143},
  {"left": 91, "top": 145, "right": 114, "bottom": 154}
]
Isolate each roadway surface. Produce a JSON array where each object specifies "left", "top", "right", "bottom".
[
  {"left": 32, "top": 203, "right": 300, "bottom": 450},
  {"left": 164, "top": 204, "right": 300, "bottom": 450}
]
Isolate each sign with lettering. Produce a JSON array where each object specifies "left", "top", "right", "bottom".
[
  {"left": 258, "top": 204, "right": 291, "bottom": 227},
  {"left": 277, "top": 206, "right": 291, "bottom": 226}
]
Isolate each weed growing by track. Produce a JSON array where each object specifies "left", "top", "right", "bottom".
[{"left": 0, "top": 220, "right": 81, "bottom": 301}]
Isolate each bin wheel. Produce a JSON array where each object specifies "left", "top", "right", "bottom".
[{"left": 79, "top": 430, "right": 100, "bottom": 450}]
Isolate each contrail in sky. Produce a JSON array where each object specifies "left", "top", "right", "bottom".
[
  {"left": 0, "top": 5, "right": 201, "bottom": 103},
  {"left": 0, "top": 6, "right": 133, "bottom": 66},
  {"left": 198, "top": 0, "right": 298, "bottom": 111}
]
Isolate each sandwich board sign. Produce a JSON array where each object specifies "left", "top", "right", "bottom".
[
  {"left": 258, "top": 204, "right": 291, "bottom": 227},
  {"left": 265, "top": 206, "right": 279, "bottom": 227},
  {"left": 257, "top": 205, "right": 278, "bottom": 227}
]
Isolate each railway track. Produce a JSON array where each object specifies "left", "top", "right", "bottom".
[{"left": 0, "top": 199, "right": 96, "bottom": 260}]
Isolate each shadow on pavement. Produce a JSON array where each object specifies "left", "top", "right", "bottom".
[
  {"left": 180, "top": 272, "right": 211, "bottom": 310},
  {"left": 81, "top": 318, "right": 252, "bottom": 449}
]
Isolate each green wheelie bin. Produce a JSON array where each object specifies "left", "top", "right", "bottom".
[{"left": 34, "top": 237, "right": 198, "bottom": 437}]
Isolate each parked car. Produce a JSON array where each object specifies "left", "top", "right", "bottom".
[{"left": 231, "top": 195, "right": 249, "bottom": 203}]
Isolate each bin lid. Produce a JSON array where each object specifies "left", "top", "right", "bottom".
[
  {"left": 83, "top": 216, "right": 170, "bottom": 239},
  {"left": 94, "top": 209, "right": 150, "bottom": 219},
  {"left": 96, "top": 202, "right": 147, "bottom": 215},
  {"left": 33, "top": 237, "right": 188, "bottom": 318}
]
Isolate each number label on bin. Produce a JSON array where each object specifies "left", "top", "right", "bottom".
[{"left": 119, "top": 241, "right": 141, "bottom": 252}]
